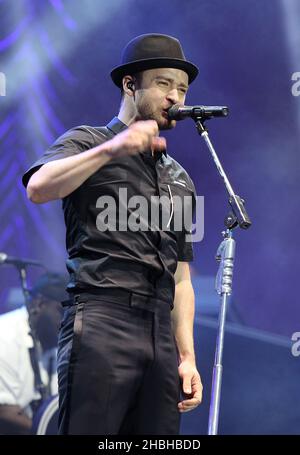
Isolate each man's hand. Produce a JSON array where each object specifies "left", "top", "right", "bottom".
[
  {"left": 109, "top": 120, "right": 166, "bottom": 158},
  {"left": 177, "top": 359, "right": 203, "bottom": 413}
]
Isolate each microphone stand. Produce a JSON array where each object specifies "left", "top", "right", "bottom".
[
  {"left": 15, "top": 263, "right": 48, "bottom": 404},
  {"left": 194, "top": 118, "right": 251, "bottom": 435}
]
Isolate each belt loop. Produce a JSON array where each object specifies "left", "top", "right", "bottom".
[
  {"left": 74, "top": 294, "right": 88, "bottom": 305},
  {"left": 61, "top": 299, "right": 72, "bottom": 308}
]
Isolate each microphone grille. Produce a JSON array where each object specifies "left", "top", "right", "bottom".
[{"left": 167, "top": 104, "right": 181, "bottom": 120}]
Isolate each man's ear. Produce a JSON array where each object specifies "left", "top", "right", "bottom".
[{"left": 122, "top": 75, "right": 136, "bottom": 97}]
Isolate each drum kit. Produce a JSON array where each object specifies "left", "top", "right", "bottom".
[{"left": 31, "top": 395, "right": 59, "bottom": 435}]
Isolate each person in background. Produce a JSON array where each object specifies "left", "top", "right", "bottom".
[{"left": 0, "top": 272, "right": 67, "bottom": 434}]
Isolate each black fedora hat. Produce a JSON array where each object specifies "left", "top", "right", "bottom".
[{"left": 111, "top": 33, "right": 199, "bottom": 88}]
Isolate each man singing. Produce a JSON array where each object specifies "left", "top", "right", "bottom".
[{"left": 22, "top": 33, "right": 203, "bottom": 435}]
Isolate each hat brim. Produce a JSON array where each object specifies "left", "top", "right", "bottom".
[{"left": 110, "top": 57, "right": 199, "bottom": 88}]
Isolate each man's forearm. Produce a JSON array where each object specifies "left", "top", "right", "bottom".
[
  {"left": 0, "top": 405, "right": 32, "bottom": 435},
  {"left": 27, "top": 141, "right": 113, "bottom": 203},
  {"left": 171, "top": 280, "right": 196, "bottom": 364},
  {"left": 26, "top": 120, "right": 162, "bottom": 204}
]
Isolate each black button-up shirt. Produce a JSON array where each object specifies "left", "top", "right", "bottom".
[{"left": 22, "top": 117, "right": 196, "bottom": 308}]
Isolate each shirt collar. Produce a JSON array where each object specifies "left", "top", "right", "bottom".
[
  {"left": 106, "top": 116, "right": 128, "bottom": 135},
  {"left": 106, "top": 117, "right": 167, "bottom": 157}
]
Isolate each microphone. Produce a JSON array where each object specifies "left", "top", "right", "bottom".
[
  {"left": 168, "top": 104, "right": 229, "bottom": 121},
  {"left": 0, "top": 252, "right": 43, "bottom": 268}
]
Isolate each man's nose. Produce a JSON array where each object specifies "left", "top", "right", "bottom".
[{"left": 166, "top": 88, "right": 180, "bottom": 104}]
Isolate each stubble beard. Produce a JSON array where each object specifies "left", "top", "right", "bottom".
[{"left": 137, "top": 101, "right": 175, "bottom": 131}]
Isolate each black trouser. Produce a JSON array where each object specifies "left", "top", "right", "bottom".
[{"left": 57, "top": 288, "right": 182, "bottom": 435}]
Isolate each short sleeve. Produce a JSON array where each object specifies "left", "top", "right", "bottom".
[
  {"left": 22, "top": 125, "right": 96, "bottom": 188},
  {"left": 0, "top": 341, "right": 20, "bottom": 405},
  {"left": 176, "top": 179, "right": 196, "bottom": 262}
]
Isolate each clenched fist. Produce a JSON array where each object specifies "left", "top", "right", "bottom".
[{"left": 109, "top": 120, "right": 166, "bottom": 158}]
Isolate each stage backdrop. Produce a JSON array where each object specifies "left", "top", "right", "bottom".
[{"left": 0, "top": 0, "right": 299, "bottom": 434}]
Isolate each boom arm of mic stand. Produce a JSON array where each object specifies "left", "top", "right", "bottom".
[
  {"left": 195, "top": 119, "right": 252, "bottom": 230},
  {"left": 194, "top": 116, "right": 251, "bottom": 435}
]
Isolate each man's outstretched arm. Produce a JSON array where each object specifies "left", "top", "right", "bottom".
[{"left": 26, "top": 121, "right": 165, "bottom": 204}]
